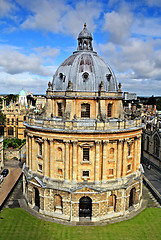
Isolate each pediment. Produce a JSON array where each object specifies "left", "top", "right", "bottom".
[
  {"left": 30, "top": 176, "right": 46, "bottom": 188},
  {"left": 72, "top": 186, "right": 100, "bottom": 193}
]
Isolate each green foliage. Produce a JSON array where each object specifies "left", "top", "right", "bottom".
[
  {"left": 156, "top": 98, "right": 161, "bottom": 110},
  {"left": 147, "top": 95, "right": 156, "bottom": 106},
  {"left": 3, "top": 138, "right": 26, "bottom": 149},
  {"left": 0, "top": 111, "right": 6, "bottom": 125},
  {"left": 4, "top": 94, "right": 19, "bottom": 106},
  {"left": 0, "top": 208, "right": 160, "bottom": 240}
]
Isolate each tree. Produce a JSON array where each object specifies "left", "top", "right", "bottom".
[
  {"left": 147, "top": 95, "right": 156, "bottom": 106},
  {"left": 156, "top": 98, "right": 161, "bottom": 110},
  {"left": 0, "top": 111, "right": 5, "bottom": 125}
]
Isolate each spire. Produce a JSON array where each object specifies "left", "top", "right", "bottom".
[{"left": 77, "top": 23, "right": 93, "bottom": 51}]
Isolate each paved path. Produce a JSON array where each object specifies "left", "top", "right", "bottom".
[
  {"left": 143, "top": 163, "right": 161, "bottom": 195},
  {"left": 0, "top": 161, "right": 22, "bottom": 209}
]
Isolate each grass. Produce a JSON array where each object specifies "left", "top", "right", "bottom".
[{"left": 0, "top": 208, "right": 160, "bottom": 240}]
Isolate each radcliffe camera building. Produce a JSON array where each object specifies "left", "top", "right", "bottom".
[{"left": 23, "top": 24, "right": 143, "bottom": 223}]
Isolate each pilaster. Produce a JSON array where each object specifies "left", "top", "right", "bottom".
[
  {"left": 95, "top": 140, "right": 101, "bottom": 183},
  {"left": 72, "top": 140, "right": 78, "bottom": 183},
  {"left": 117, "top": 140, "right": 122, "bottom": 179}
]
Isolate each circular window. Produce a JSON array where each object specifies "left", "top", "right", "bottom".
[{"left": 82, "top": 72, "right": 89, "bottom": 82}]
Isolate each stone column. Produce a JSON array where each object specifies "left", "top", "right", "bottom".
[
  {"left": 26, "top": 134, "right": 29, "bottom": 167},
  {"left": 32, "top": 137, "right": 37, "bottom": 171},
  {"left": 64, "top": 140, "right": 70, "bottom": 182},
  {"left": 117, "top": 140, "right": 122, "bottom": 179},
  {"left": 48, "top": 138, "right": 53, "bottom": 178},
  {"left": 28, "top": 135, "right": 33, "bottom": 170},
  {"left": 122, "top": 139, "right": 127, "bottom": 177},
  {"left": 50, "top": 140, "right": 56, "bottom": 179},
  {"left": 95, "top": 141, "right": 101, "bottom": 184},
  {"left": 43, "top": 138, "right": 49, "bottom": 177},
  {"left": 133, "top": 137, "right": 138, "bottom": 172},
  {"left": 102, "top": 140, "right": 108, "bottom": 182},
  {"left": 137, "top": 136, "right": 141, "bottom": 170},
  {"left": 72, "top": 141, "right": 77, "bottom": 183}
]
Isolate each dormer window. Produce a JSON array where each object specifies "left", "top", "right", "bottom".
[
  {"left": 107, "top": 103, "right": 112, "bottom": 117},
  {"left": 59, "top": 73, "right": 66, "bottom": 82},
  {"left": 58, "top": 103, "right": 63, "bottom": 117},
  {"left": 81, "top": 103, "right": 90, "bottom": 118},
  {"left": 82, "top": 72, "right": 89, "bottom": 82}
]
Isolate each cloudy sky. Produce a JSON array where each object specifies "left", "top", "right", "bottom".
[{"left": 0, "top": 0, "right": 161, "bottom": 96}]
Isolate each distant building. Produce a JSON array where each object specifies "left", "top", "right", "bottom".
[
  {"left": 35, "top": 96, "right": 46, "bottom": 109},
  {"left": 143, "top": 116, "right": 161, "bottom": 170},
  {"left": 18, "top": 89, "right": 27, "bottom": 106},
  {"left": 1, "top": 90, "right": 28, "bottom": 139}
]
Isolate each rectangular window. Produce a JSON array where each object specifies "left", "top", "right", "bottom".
[
  {"left": 83, "top": 171, "right": 89, "bottom": 177},
  {"left": 128, "top": 144, "right": 131, "bottom": 156},
  {"left": 12, "top": 118, "right": 14, "bottom": 125},
  {"left": 38, "top": 164, "right": 42, "bottom": 172},
  {"left": 107, "top": 103, "right": 112, "bottom": 117},
  {"left": 83, "top": 148, "right": 89, "bottom": 161},
  {"left": 57, "top": 103, "right": 63, "bottom": 117},
  {"left": 109, "top": 169, "right": 114, "bottom": 176},
  {"left": 127, "top": 164, "right": 131, "bottom": 172},
  {"left": 81, "top": 104, "right": 90, "bottom": 118},
  {"left": 58, "top": 168, "right": 63, "bottom": 176},
  {"left": 7, "top": 118, "right": 9, "bottom": 124},
  {"left": 39, "top": 143, "right": 42, "bottom": 156}
]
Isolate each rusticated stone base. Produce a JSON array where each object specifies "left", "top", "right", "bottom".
[{"left": 23, "top": 170, "right": 143, "bottom": 223}]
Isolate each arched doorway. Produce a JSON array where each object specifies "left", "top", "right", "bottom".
[
  {"left": 129, "top": 188, "right": 136, "bottom": 207},
  {"left": 34, "top": 188, "right": 40, "bottom": 209},
  {"left": 79, "top": 196, "right": 92, "bottom": 219}
]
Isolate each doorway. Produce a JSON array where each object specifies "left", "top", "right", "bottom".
[
  {"left": 79, "top": 196, "right": 92, "bottom": 219},
  {"left": 34, "top": 188, "right": 40, "bottom": 209},
  {"left": 129, "top": 187, "right": 136, "bottom": 207}
]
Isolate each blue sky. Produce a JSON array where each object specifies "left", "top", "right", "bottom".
[{"left": 0, "top": 0, "right": 161, "bottom": 96}]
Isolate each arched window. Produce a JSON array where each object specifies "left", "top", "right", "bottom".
[
  {"left": 81, "top": 103, "right": 90, "bottom": 118},
  {"left": 54, "top": 194, "right": 63, "bottom": 213},
  {"left": 146, "top": 136, "right": 149, "bottom": 152},
  {"left": 107, "top": 103, "right": 112, "bottom": 117},
  {"left": 57, "top": 147, "right": 62, "bottom": 160},
  {"left": 109, "top": 148, "right": 114, "bottom": 160},
  {"left": 153, "top": 135, "right": 160, "bottom": 157},
  {"left": 129, "top": 188, "right": 136, "bottom": 207},
  {"left": 108, "top": 194, "right": 117, "bottom": 211},
  {"left": 8, "top": 126, "right": 13, "bottom": 136}
]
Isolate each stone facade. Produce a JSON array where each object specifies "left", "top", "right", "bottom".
[
  {"left": 1, "top": 99, "right": 27, "bottom": 139},
  {"left": 143, "top": 116, "right": 161, "bottom": 170},
  {"left": 23, "top": 24, "right": 143, "bottom": 223}
]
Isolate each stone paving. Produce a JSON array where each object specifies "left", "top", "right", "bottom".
[{"left": 0, "top": 159, "right": 22, "bottom": 209}]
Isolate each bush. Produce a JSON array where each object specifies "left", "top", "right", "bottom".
[{"left": 3, "top": 138, "right": 26, "bottom": 149}]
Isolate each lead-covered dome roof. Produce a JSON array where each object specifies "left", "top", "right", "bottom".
[{"left": 52, "top": 24, "right": 118, "bottom": 92}]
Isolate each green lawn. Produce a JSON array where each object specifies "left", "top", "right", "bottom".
[{"left": 0, "top": 208, "right": 160, "bottom": 240}]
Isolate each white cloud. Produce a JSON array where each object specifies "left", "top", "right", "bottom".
[
  {"left": 103, "top": 8, "right": 133, "bottom": 44},
  {"left": 19, "top": 0, "right": 102, "bottom": 36},
  {"left": 0, "top": 0, "right": 15, "bottom": 17},
  {"left": 0, "top": 71, "right": 50, "bottom": 94},
  {"left": 146, "top": 0, "right": 161, "bottom": 7},
  {"left": 0, "top": 45, "right": 59, "bottom": 76}
]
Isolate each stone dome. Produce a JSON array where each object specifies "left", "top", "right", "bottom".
[{"left": 52, "top": 24, "right": 118, "bottom": 92}]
